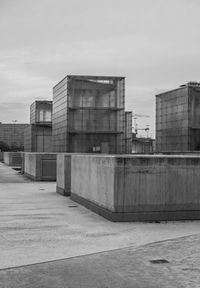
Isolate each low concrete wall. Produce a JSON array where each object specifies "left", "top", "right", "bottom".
[
  {"left": 24, "top": 153, "right": 57, "bottom": 181},
  {"left": 71, "top": 155, "right": 200, "bottom": 222},
  {"left": 21, "top": 152, "right": 25, "bottom": 173},
  {"left": 3, "top": 152, "right": 22, "bottom": 166},
  {"left": 56, "top": 153, "right": 72, "bottom": 196},
  {"left": 0, "top": 152, "right": 3, "bottom": 162}
]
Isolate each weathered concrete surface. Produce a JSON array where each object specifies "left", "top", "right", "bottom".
[
  {"left": 3, "top": 152, "right": 22, "bottom": 167},
  {"left": 24, "top": 152, "right": 56, "bottom": 181},
  {"left": 0, "top": 178, "right": 200, "bottom": 270},
  {"left": 71, "top": 155, "right": 115, "bottom": 210},
  {"left": 0, "top": 162, "right": 30, "bottom": 183},
  {"left": 56, "top": 153, "right": 71, "bottom": 196},
  {"left": 71, "top": 154, "right": 200, "bottom": 221},
  {"left": 0, "top": 151, "right": 3, "bottom": 161},
  {"left": 1, "top": 233, "right": 200, "bottom": 288}
]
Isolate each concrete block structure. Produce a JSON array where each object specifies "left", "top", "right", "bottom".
[
  {"left": 3, "top": 152, "right": 22, "bottom": 167},
  {"left": 53, "top": 75, "right": 132, "bottom": 154},
  {"left": 71, "top": 154, "right": 200, "bottom": 221},
  {"left": 156, "top": 82, "right": 200, "bottom": 152},
  {"left": 0, "top": 123, "right": 28, "bottom": 150},
  {"left": 56, "top": 153, "right": 72, "bottom": 196},
  {"left": 24, "top": 153, "right": 56, "bottom": 181},
  {"left": 24, "top": 101, "right": 53, "bottom": 152}
]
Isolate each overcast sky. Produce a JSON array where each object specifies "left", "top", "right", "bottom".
[{"left": 0, "top": 0, "right": 200, "bottom": 137}]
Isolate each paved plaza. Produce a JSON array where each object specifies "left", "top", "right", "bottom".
[{"left": 0, "top": 162, "right": 200, "bottom": 287}]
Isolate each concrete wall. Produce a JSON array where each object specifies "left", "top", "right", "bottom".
[
  {"left": 24, "top": 153, "right": 57, "bottom": 181},
  {"left": 3, "top": 152, "right": 22, "bottom": 166},
  {"left": 71, "top": 155, "right": 200, "bottom": 221},
  {"left": 56, "top": 153, "right": 72, "bottom": 196},
  {"left": 0, "top": 152, "right": 3, "bottom": 161},
  {"left": 71, "top": 155, "right": 116, "bottom": 212}
]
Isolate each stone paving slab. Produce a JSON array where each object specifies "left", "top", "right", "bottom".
[
  {"left": 1, "top": 182, "right": 200, "bottom": 270},
  {"left": 1, "top": 233, "right": 200, "bottom": 288}
]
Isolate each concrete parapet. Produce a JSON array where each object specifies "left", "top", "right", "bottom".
[
  {"left": 0, "top": 152, "right": 3, "bottom": 162},
  {"left": 71, "top": 154, "right": 200, "bottom": 221},
  {"left": 3, "top": 152, "right": 22, "bottom": 167},
  {"left": 24, "top": 152, "right": 57, "bottom": 181},
  {"left": 21, "top": 152, "right": 25, "bottom": 173},
  {"left": 56, "top": 153, "right": 72, "bottom": 196}
]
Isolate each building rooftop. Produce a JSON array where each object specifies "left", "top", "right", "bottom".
[{"left": 53, "top": 74, "right": 125, "bottom": 89}]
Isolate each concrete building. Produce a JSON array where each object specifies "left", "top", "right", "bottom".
[
  {"left": 24, "top": 101, "right": 53, "bottom": 152},
  {"left": 156, "top": 82, "right": 200, "bottom": 152},
  {"left": 30, "top": 100, "right": 52, "bottom": 125},
  {"left": 125, "top": 111, "right": 132, "bottom": 153},
  {"left": 0, "top": 123, "right": 28, "bottom": 150},
  {"left": 132, "top": 134, "right": 155, "bottom": 154},
  {"left": 53, "top": 75, "right": 132, "bottom": 154}
]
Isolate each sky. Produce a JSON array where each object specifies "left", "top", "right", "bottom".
[{"left": 0, "top": 0, "right": 200, "bottom": 137}]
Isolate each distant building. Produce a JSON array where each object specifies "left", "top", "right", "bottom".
[
  {"left": 24, "top": 101, "right": 53, "bottom": 152},
  {"left": 53, "top": 75, "right": 132, "bottom": 154},
  {"left": 125, "top": 111, "right": 132, "bottom": 153},
  {"left": 0, "top": 123, "right": 28, "bottom": 150},
  {"left": 156, "top": 82, "right": 200, "bottom": 152},
  {"left": 132, "top": 133, "right": 155, "bottom": 153}
]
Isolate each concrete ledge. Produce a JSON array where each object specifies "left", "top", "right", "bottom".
[
  {"left": 56, "top": 186, "right": 70, "bottom": 196},
  {"left": 24, "top": 172, "right": 56, "bottom": 181},
  {"left": 24, "top": 153, "right": 57, "bottom": 181},
  {"left": 71, "top": 154, "right": 200, "bottom": 222},
  {"left": 71, "top": 193, "right": 200, "bottom": 222},
  {"left": 0, "top": 152, "right": 3, "bottom": 162}
]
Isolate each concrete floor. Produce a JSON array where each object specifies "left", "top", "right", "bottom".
[
  {"left": 1, "top": 162, "right": 200, "bottom": 287},
  {"left": 1, "top": 233, "right": 200, "bottom": 287},
  {"left": 0, "top": 162, "right": 30, "bottom": 183}
]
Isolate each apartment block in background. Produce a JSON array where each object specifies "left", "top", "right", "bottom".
[
  {"left": 0, "top": 123, "right": 28, "bottom": 150},
  {"left": 53, "top": 75, "right": 132, "bottom": 154},
  {"left": 24, "top": 101, "right": 53, "bottom": 152},
  {"left": 156, "top": 82, "right": 200, "bottom": 152}
]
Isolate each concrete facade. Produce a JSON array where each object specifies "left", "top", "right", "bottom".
[
  {"left": 156, "top": 82, "right": 200, "bottom": 152},
  {"left": 30, "top": 100, "right": 52, "bottom": 125},
  {"left": 3, "top": 152, "right": 22, "bottom": 167},
  {"left": 0, "top": 123, "right": 28, "bottom": 150},
  {"left": 24, "top": 125, "right": 52, "bottom": 152},
  {"left": 24, "top": 153, "right": 57, "bottom": 181},
  {"left": 71, "top": 154, "right": 200, "bottom": 221},
  {"left": 53, "top": 75, "right": 132, "bottom": 154},
  {"left": 24, "top": 101, "right": 53, "bottom": 153}
]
